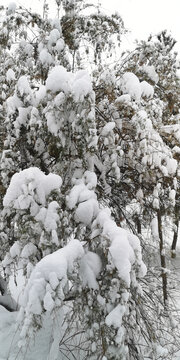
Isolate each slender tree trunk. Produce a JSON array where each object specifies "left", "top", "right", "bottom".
[
  {"left": 157, "top": 209, "right": 168, "bottom": 305},
  {"left": 171, "top": 199, "right": 179, "bottom": 258}
]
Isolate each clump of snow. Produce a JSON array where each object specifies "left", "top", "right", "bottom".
[
  {"left": 46, "top": 65, "right": 71, "bottom": 94},
  {"left": 140, "top": 80, "right": 154, "bottom": 98},
  {"left": 17, "top": 76, "right": 32, "bottom": 97},
  {"left": 83, "top": 171, "right": 97, "bottom": 189},
  {"left": 55, "top": 38, "right": 65, "bottom": 52},
  {"left": 119, "top": 72, "right": 142, "bottom": 101},
  {"left": 7, "top": 2, "right": 16, "bottom": 14},
  {"left": 39, "top": 48, "right": 53, "bottom": 66},
  {"left": 80, "top": 251, "right": 102, "bottom": 289},
  {"left": 6, "top": 94, "right": 22, "bottom": 115},
  {"left": 141, "top": 65, "right": 159, "bottom": 84},
  {"left": 105, "top": 304, "right": 126, "bottom": 328},
  {"left": 35, "top": 201, "right": 59, "bottom": 232},
  {"left": 115, "top": 94, "right": 131, "bottom": 104},
  {"left": 48, "top": 29, "right": 60, "bottom": 46},
  {"left": 14, "top": 107, "right": 30, "bottom": 129},
  {"left": 66, "top": 171, "right": 99, "bottom": 226},
  {"left": 166, "top": 158, "right": 177, "bottom": 175},
  {"left": 19, "top": 239, "right": 84, "bottom": 341},
  {"left": 3, "top": 167, "right": 62, "bottom": 212},
  {"left": 21, "top": 243, "right": 37, "bottom": 259},
  {"left": 6, "top": 68, "right": 15, "bottom": 82},
  {"left": 35, "top": 85, "right": 46, "bottom": 105},
  {"left": 75, "top": 198, "right": 99, "bottom": 225},
  {"left": 10, "top": 241, "right": 21, "bottom": 258},
  {"left": 92, "top": 208, "right": 146, "bottom": 286},
  {"left": 46, "top": 66, "right": 93, "bottom": 102},
  {"left": 101, "top": 122, "right": 115, "bottom": 136},
  {"left": 73, "top": 70, "right": 93, "bottom": 102},
  {"left": 169, "top": 189, "right": 176, "bottom": 206}
]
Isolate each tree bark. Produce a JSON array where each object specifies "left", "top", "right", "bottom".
[
  {"left": 171, "top": 198, "right": 179, "bottom": 258},
  {"left": 157, "top": 209, "right": 168, "bottom": 305}
]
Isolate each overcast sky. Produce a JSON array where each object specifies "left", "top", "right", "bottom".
[{"left": 1, "top": 0, "right": 180, "bottom": 53}]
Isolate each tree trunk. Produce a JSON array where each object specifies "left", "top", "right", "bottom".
[
  {"left": 157, "top": 209, "right": 168, "bottom": 305},
  {"left": 171, "top": 198, "right": 179, "bottom": 258}
]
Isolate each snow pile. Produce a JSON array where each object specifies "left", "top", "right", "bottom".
[
  {"left": 7, "top": 2, "right": 16, "bottom": 14},
  {"left": 17, "top": 76, "right": 32, "bottom": 98},
  {"left": 80, "top": 251, "right": 102, "bottom": 290},
  {"left": 14, "top": 106, "right": 31, "bottom": 129},
  {"left": 35, "top": 201, "right": 59, "bottom": 233},
  {"left": 55, "top": 38, "right": 65, "bottom": 52},
  {"left": 18, "top": 239, "right": 84, "bottom": 342},
  {"left": 105, "top": 303, "right": 126, "bottom": 330},
  {"left": 66, "top": 171, "right": 99, "bottom": 226},
  {"left": 6, "top": 94, "right": 22, "bottom": 115},
  {"left": 101, "top": 121, "right": 116, "bottom": 136},
  {"left": 140, "top": 80, "right": 154, "bottom": 98},
  {"left": 46, "top": 65, "right": 93, "bottom": 102},
  {"left": 3, "top": 168, "right": 62, "bottom": 273},
  {"left": 115, "top": 94, "right": 131, "bottom": 104},
  {"left": 92, "top": 208, "right": 146, "bottom": 287},
  {"left": 141, "top": 64, "right": 159, "bottom": 83},
  {"left": 133, "top": 111, "right": 178, "bottom": 177},
  {"left": 6, "top": 68, "right": 15, "bottom": 82},
  {"left": 39, "top": 48, "right": 53, "bottom": 66},
  {"left": 3, "top": 167, "right": 62, "bottom": 213},
  {"left": 119, "top": 72, "right": 154, "bottom": 101},
  {"left": 161, "top": 124, "right": 180, "bottom": 144},
  {"left": 48, "top": 29, "right": 60, "bottom": 46},
  {"left": 169, "top": 189, "right": 176, "bottom": 206},
  {"left": 119, "top": 72, "right": 142, "bottom": 101}
]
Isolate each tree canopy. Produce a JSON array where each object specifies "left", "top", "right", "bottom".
[{"left": 0, "top": 1, "right": 180, "bottom": 359}]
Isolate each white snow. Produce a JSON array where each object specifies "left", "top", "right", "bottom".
[
  {"left": 35, "top": 85, "right": 46, "bottom": 105},
  {"left": 166, "top": 158, "right": 177, "bottom": 175},
  {"left": 93, "top": 208, "right": 146, "bottom": 286},
  {"left": 169, "top": 189, "right": 176, "bottom": 206},
  {"left": 35, "top": 201, "right": 59, "bottom": 232},
  {"left": 48, "top": 29, "right": 60, "bottom": 46},
  {"left": 9, "top": 241, "right": 21, "bottom": 258},
  {"left": 101, "top": 122, "right": 116, "bottom": 136},
  {"left": 75, "top": 198, "right": 99, "bottom": 225},
  {"left": 73, "top": 70, "right": 93, "bottom": 102},
  {"left": 105, "top": 304, "right": 126, "bottom": 328},
  {"left": 140, "top": 80, "right": 154, "bottom": 98},
  {"left": 66, "top": 172, "right": 97, "bottom": 210},
  {"left": 6, "top": 68, "right": 15, "bottom": 82},
  {"left": 43, "top": 291, "right": 54, "bottom": 312},
  {"left": 115, "top": 94, "right": 131, "bottom": 104},
  {"left": 119, "top": 72, "right": 142, "bottom": 101},
  {"left": 18, "top": 239, "right": 84, "bottom": 341},
  {"left": 80, "top": 251, "right": 102, "bottom": 290},
  {"left": 7, "top": 2, "right": 16, "bottom": 14},
  {"left": 151, "top": 217, "right": 159, "bottom": 240},
  {"left": 46, "top": 66, "right": 93, "bottom": 102},
  {"left": 3, "top": 167, "right": 62, "bottom": 210},
  {"left": 55, "top": 38, "right": 65, "bottom": 52},
  {"left": 46, "top": 65, "right": 71, "bottom": 94},
  {"left": 66, "top": 172, "right": 99, "bottom": 226},
  {"left": 39, "top": 48, "right": 53, "bottom": 66},
  {"left": 17, "top": 76, "right": 32, "bottom": 97},
  {"left": 21, "top": 243, "right": 37, "bottom": 259},
  {"left": 141, "top": 65, "right": 159, "bottom": 83}
]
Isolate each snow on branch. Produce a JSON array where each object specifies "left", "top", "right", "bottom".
[{"left": 18, "top": 239, "right": 84, "bottom": 345}]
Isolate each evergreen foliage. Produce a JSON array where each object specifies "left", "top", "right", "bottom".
[{"left": 0, "top": 1, "right": 179, "bottom": 359}]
